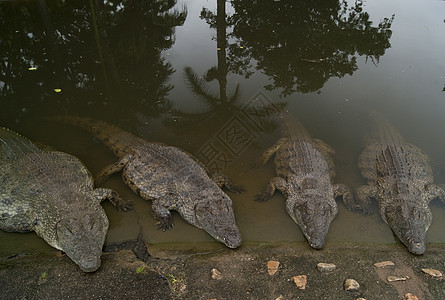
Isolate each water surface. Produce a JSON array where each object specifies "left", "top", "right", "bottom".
[{"left": 1, "top": 0, "right": 445, "bottom": 254}]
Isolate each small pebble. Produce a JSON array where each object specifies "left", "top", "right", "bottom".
[
  {"left": 291, "top": 275, "right": 307, "bottom": 290},
  {"left": 344, "top": 278, "right": 360, "bottom": 291},
  {"left": 373, "top": 261, "right": 395, "bottom": 268},
  {"left": 421, "top": 268, "right": 443, "bottom": 278},
  {"left": 356, "top": 298, "right": 366, "bottom": 300},
  {"left": 387, "top": 275, "right": 408, "bottom": 282},
  {"left": 211, "top": 268, "right": 223, "bottom": 280},
  {"left": 267, "top": 260, "right": 280, "bottom": 275},
  {"left": 404, "top": 293, "right": 419, "bottom": 300},
  {"left": 317, "top": 263, "right": 336, "bottom": 272}
]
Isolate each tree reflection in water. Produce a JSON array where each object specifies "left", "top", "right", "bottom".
[
  {"left": 171, "top": 0, "right": 286, "bottom": 130},
  {"left": 228, "top": 0, "right": 394, "bottom": 96},
  {"left": 0, "top": 1, "right": 186, "bottom": 125}
]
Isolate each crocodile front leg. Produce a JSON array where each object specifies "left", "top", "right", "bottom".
[
  {"left": 426, "top": 184, "right": 445, "bottom": 204},
  {"left": 352, "top": 184, "right": 376, "bottom": 214},
  {"left": 334, "top": 183, "right": 353, "bottom": 206},
  {"left": 91, "top": 188, "right": 132, "bottom": 212},
  {"left": 255, "top": 177, "right": 287, "bottom": 202},
  {"left": 152, "top": 196, "right": 177, "bottom": 231},
  {"left": 95, "top": 154, "right": 132, "bottom": 185},
  {"left": 335, "top": 184, "right": 371, "bottom": 214},
  {"left": 212, "top": 174, "right": 245, "bottom": 193}
]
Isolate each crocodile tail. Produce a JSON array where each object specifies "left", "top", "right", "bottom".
[
  {"left": 0, "top": 127, "right": 40, "bottom": 160},
  {"left": 52, "top": 116, "right": 143, "bottom": 157},
  {"left": 278, "top": 111, "right": 310, "bottom": 138},
  {"left": 369, "top": 110, "right": 405, "bottom": 146}
]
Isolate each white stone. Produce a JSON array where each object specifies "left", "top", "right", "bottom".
[
  {"left": 344, "top": 278, "right": 360, "bottom": 291},
  {"left": 404, "top": 293, "right": 419, "bottom": 300},
  {"left": 211, "top": 268, "right": 223, "bottom": 280},
  {"left": 421, "top": 268, "right": 443, "bottom": 278},
  {"left": 317, "top": 263, "right": 336, "bottom": 272},
  {"left": 387, "top": 275, "right": 408, "bottom": 282},
  {"left": 373, "top": 261, "right": 395, "bottom": 268}
]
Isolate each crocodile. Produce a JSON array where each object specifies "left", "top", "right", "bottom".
[
  {"left": 0, "top": 127, "right": 129, "bottom": 272},
  {"left": 56, "top": 116, "right": 243, "bottom": 248},
  {"left": 255, "top": 114, "right": 357, "bottom": 249},
  {"left": 355, "top": 112, "right": 445, "bottom": 255}
]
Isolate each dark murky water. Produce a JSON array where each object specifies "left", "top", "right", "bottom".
[{"left": 1, "top": 0, "right": 445, "bottom": 253}]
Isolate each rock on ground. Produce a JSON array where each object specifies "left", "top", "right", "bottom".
[
  {"left": 317, "top": 262, "right": 336, "bottom": 272},
  {"left": 421, "top": 268, "right": 442, "bottom": 278},
  {"left": 267, "top": 260, "right": 280, "bottom": 275},
  {"left": 405, "top": 293, "right": 419, "bottom": 300},
  {"left": 291, "top": 275, "right": 307, "bottom": 290},
  {"left": 374, "top": 261, "right": 395, "bottom": 268},
  {"left": 344, "top": 278, "right": 360, "bottom": 291},
  {"left": 211, "top": 268, "right": 223, "bottom": 280},
  {"left": 387, "top": 275, "right": 409, "bottom": 282}
]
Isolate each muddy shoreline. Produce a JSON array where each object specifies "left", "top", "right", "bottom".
[{"left": 1, "top": 242, "right": 444, "bottom": 299}]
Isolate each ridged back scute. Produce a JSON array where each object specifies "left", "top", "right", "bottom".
[{"left": 0, "top": 127, "right": 40, "bottom": 161}]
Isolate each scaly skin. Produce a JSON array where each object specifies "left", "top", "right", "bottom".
[
  {"left": 256, "top": 115, "right": 355, "bottom": 249},
  {"left": 355, "top": 112, "right": 445, "bottom": 255},
  {"left": 57, "top": 116, "right": 243, "bottom": 248},
  {"left": 0, "top": 127, "right": 127, "bottom": 272}
]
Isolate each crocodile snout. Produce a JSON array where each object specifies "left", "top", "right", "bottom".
[
  {"left": 407, "top": 240, "right": 425, "bottom": 255},
  {"left": 78, "top": 256, "right": 101, "bottom": 273},
  {"left": 309, "top": 239, "right": 325, "bottom": 250}
]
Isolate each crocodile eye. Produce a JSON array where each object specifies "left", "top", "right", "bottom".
[
  {"left": 89, "top": 219, "right": 96, "bottom": 230},
  {"left": 57, "top": 224, "right": 74, "bottom": 237}
]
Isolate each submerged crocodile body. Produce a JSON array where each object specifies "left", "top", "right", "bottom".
[
  {"left": 57, "top": 116, "right": 243, "bottom": 248},
  {"left": 0, "top": 127, "right": 127, "bottom": 272},
  {"left": 256, "top": 114, "right": 356, "bottom": 249},
  {"left": 355, "top": 112, "right": 445, "bottom": 255}
]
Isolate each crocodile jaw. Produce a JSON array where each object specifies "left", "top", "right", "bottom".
[
  {"left": 194, "top": 193, "right": 242, "bottom": 249},
  {"left": 195, "top": 209, "right": 243, "bottom": 249},
  {"left": 406, "top": 240, "right": 426, "bottom": 255},
  {"left": 287, "top": 196, "right": 338, "bottom": 250},
  {"left": 55, "top": 212, "right": 109, "bottom": 272},
  {"left": 384, "top": 200, "right": 431, "bottom": 255}
]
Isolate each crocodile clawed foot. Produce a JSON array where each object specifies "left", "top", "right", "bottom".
[
  {"left": 101, "top": 189, "right": 132, "bottom": 212},
  {"left": 361, "top": 206, "right": 373, "bottom": 215},
  {"left": 227, "top": 184, "right": 246, "bottom": 194},
  {"left": 346, "top": 203, "right": 373, "bottom": 215},
  {"left": 117, "top": 199, "right": 133, "bottom": 212},
  {"left": 156, "top": 217, "right": 173, "bottom": 231},
  {"left": 254, "top": 192, "right": 271, "bottom": 202},
  {"left": 343, "top": 191, "right": 373, "bottom": 215},
  {"left": 212, "top": 174, "right": 245, "bottom": 193},
  {"left": 110, "top": 196, "right": 133, "bottom": 212}
]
